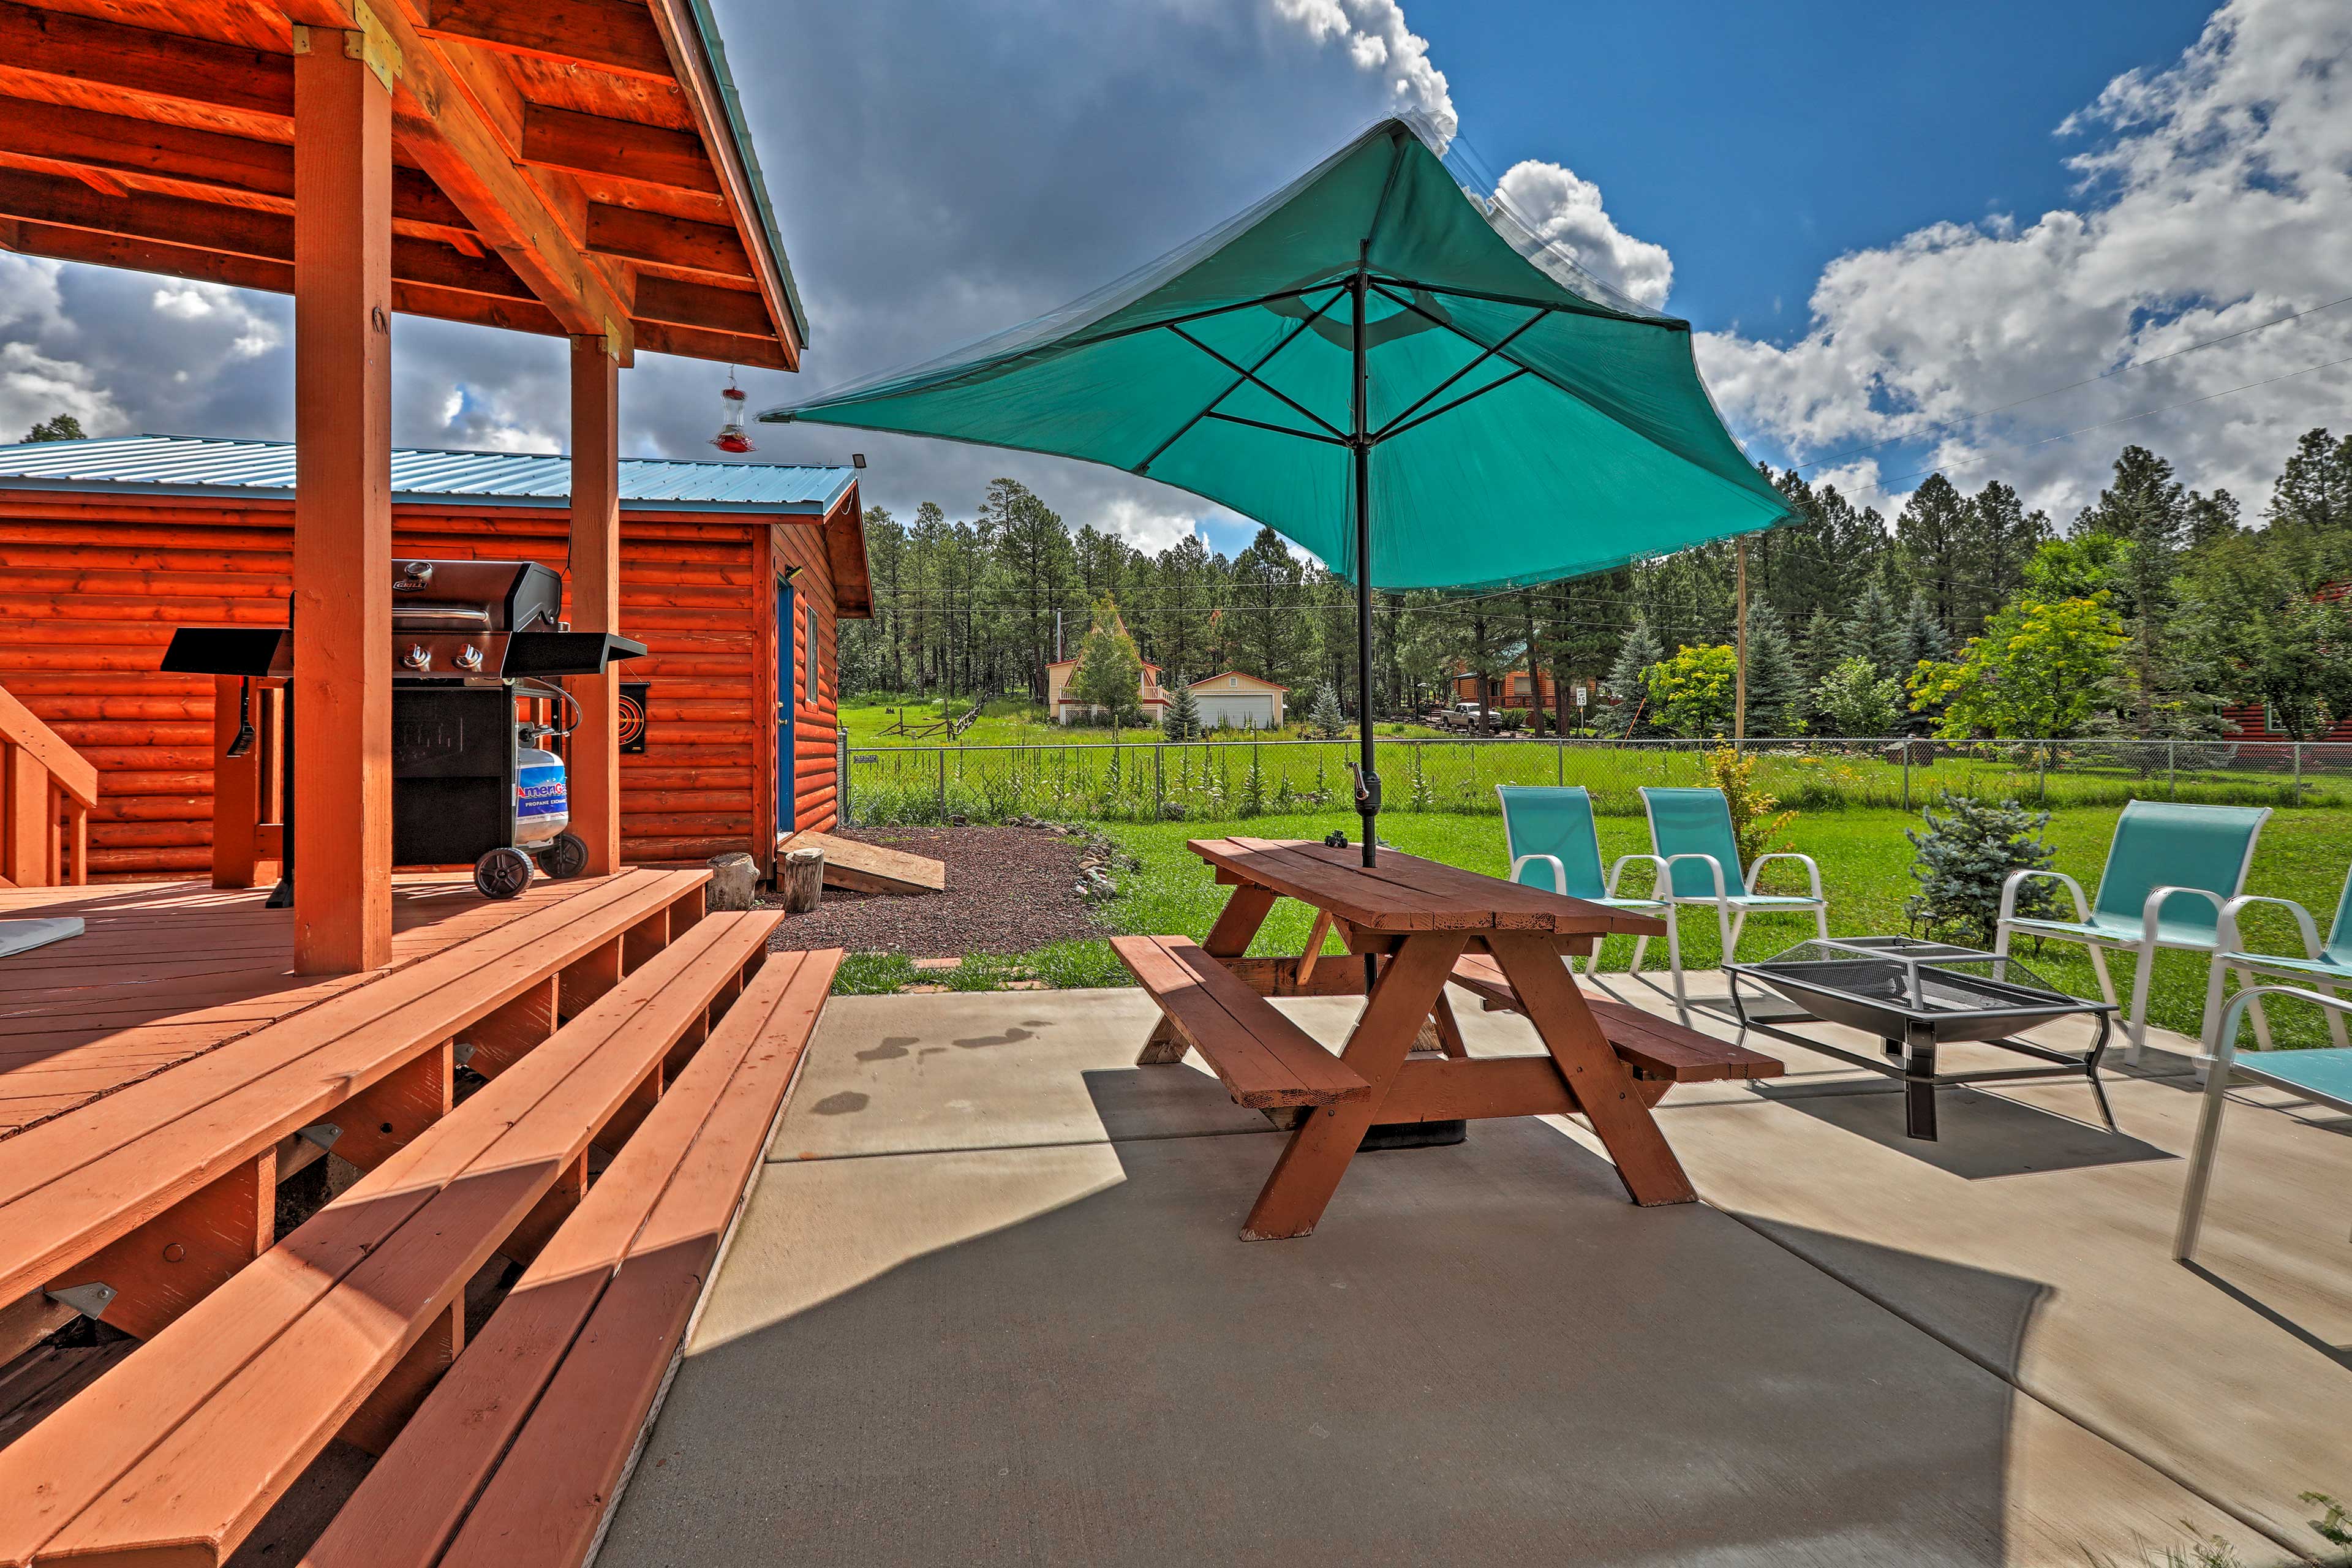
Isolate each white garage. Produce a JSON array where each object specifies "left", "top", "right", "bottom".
[{"left": 1189, "top": 671, "right": 1287, "bottom": 731}]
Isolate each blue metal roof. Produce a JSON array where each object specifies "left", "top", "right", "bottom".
[{"left": 0, "top": 435, "right": 856, "bottom": 514}]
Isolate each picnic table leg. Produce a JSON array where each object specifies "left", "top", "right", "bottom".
[
  {"left": 1487, "top": 933, "right": 1697, "bottom": 1207},
  {"left": 1428, "top": 990, "right": 1469, "bottom": 1060},
  {"left": 1242, "top": 933, "right": 1467, "bottom": 1240},
  {"left": 1139, "top": 883, "right": 1277, "bottom": 1065}
]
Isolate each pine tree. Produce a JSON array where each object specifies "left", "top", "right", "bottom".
[
  {"left": 1895, "top": 473, "right": 1972, "bottom": 643},
  {"left": 2185, "top": 489, "right": 2241, "bottom": 550},
  {"left": 1163, "top": 673, "right": 1203, "bottom": 741},
  {"left": 1965, "top": 480, "right": 2050, "bottom": 635},
  {"left": 1800, "top": 605, "right": 1841, "bottom": 689},
  {"left": 1605, "top": 617, "right": 1664, "bottom": 736},
  {"left": 2268, "top": 427, "right": 2352, "bottom": 532},
  {"left": 2078, "top": 445, "right": 2193, "bottom": 735},
  {"left": 1307, "top": 681, "right": 1344, "bottom": 739},
  {"left": 1894, "top": 590, "right": 1953, "bottom": 735},
  {"left": 1742, "top": 605, "right": 1807, "bottom": 736},
  {"left": 1838, "top": 578, "right": 1904, "bottom": 678}
]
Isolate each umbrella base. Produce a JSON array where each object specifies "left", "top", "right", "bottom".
[{"left": 1359, "top": 1118, "right": 1467, "bottom": 1152}]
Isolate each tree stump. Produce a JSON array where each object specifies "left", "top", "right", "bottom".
[{"left": 780, "top": 846, "right": 825, "bottom": 914}]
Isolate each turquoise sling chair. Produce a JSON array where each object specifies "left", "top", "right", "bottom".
[
  {"left": 1497, "top": 786, "right": 1668, "bottom": 979},
  {"left": 1634, "top": 786, "right": 1829, "bottom": 1020},
  {"left": 2174, "top": 981, "right": 2352, "bottom": 1264},
  {"left": 2208, "top": 862, "right": 2352, "bottom": 1055},
  {"left": 1996, "top": 801, "right": 2271, "bottom": 1066}
]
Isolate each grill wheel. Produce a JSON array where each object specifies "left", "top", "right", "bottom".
[{"left": 473, "top": 846, "right": 535, "bottom": 900}]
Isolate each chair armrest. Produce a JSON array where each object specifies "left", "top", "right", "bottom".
[
  {"left": 1509, "top": 853, "right": 1566, "bottom": 897},
  {"left": 2143, "top": 884, "right": 2226, "bottom": 948},
  {"left": 2002, "top": 869, "right": 2087, "bottom": 926},
  {"left": 1746, "top": 852, "right": 1823, "bottom": 900},
  {"left": 1605, "top": 853, "right": 1668, "bottom": 900},
  {"left": 2215, "top": 894, "right": 2323, "bottom": 959},
  {"left": 2206, "top": 984, "right": 2352, "bottom": 1067},
  {"left": 1656, "top": 852, "right": 1728, "bottom": 901}
]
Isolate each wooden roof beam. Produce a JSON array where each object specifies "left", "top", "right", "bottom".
[
  {"left": 283, "top": 0, "right": 635, "bottom": 358},
  {"left": 0, "top": 2, "right": 292, "bottom": 119},
  {"left": 417, "top": 0, "right": 673, "bottom": 81},
  {"left": 521, "top": 105, "right": 718, "bottom": 195},
  {"left": 584, "top": 203, "right": 752, "bottom": 281},
  {"left": 0, "top": 168, "right": 541, "bottom": 306},
  {"left": 0, "top": 95, "right": 472, "bottom": 232}
]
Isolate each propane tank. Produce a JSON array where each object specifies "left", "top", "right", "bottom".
[{"left": 515, "top": 728, "right": 570, "bottom": 848}]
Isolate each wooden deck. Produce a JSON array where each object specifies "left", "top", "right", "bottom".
[{"left": 0, "top": 874, "right": 633, "bottom": 1140}]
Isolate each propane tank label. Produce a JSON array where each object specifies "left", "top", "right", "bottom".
[{"left": 516, "top": 762, "right": 568, "bottom": 827}]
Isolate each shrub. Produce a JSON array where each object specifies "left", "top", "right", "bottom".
[
  {"left": 1902, "top": 792, "right": 2060, "bottom": 947},
  {"left": 1307, "top": 682, "right": 1345, "bottom": 739},
  {"left": 1705, "top": 746, "right": 1795, "bottom": 866}
]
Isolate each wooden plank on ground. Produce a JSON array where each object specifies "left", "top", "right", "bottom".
[{"left": 779, "top": 829, "right": 944, "bottom": 894}]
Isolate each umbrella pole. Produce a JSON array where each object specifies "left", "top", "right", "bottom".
[{"left": 1350, "top": 261, "right": 1379, "bottom": 872}]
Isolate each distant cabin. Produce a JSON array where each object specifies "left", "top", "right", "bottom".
[
  {"left": 0, "top": 435, "right": 873, "bottom": 881},
  {"left": 1045, "top": 658, "right": 1167, "bottom": 725}
]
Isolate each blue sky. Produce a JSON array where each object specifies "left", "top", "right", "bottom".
[{"left": 1421, "top": 0, "right": 2220, "bottom": 340}]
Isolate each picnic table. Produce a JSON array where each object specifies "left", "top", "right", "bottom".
[{"left": 1126, "top": 836, "right": 1724, "bottom": 1239}]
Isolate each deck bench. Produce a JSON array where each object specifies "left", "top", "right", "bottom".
[
  {"left": 1448, "top": 954, "right": 1783, "bottom": 1084},
  {"left": 299, "top": 945, "right": 842, "bottom": 1568},
  {"left": 1110, "top": 934, "right": 1370, "bottom": 1109},
  {"left": 0, "top": 867, "right": 710, "bottom": 1345},
  {"left": 0, "top": 909, "right": 782, "bottom": 1568}
]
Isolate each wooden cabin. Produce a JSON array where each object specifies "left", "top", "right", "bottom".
[{"left": 0, "top": 435, "right": 870, "bottom": 880}]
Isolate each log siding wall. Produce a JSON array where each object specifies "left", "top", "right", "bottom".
[{"left": 0, "top": 494, "right": 841, "bottom": 880}]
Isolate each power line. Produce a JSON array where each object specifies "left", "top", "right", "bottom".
[{"left": 1787, "top": 290, "right": 2352, "bottom": 476}]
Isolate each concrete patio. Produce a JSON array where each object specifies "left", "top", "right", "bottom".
[{"left": 600, "top": 970, "right": 2352, "bottom": 1567}]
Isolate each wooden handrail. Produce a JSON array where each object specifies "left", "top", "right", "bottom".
[{"left": 0, "top": 680, "right": 97, "bottom": 886}]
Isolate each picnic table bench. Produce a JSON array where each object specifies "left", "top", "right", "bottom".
[
  {"left": 1115, "top": 837, "right": 1784, "bottom": 1240},
  {"left": 0, "top": 884, "right": 840, "bottom": 1567}
]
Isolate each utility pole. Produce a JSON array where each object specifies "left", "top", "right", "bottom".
[{"left": 1733, "top": 538, "right": 1749, "bottom": 744}]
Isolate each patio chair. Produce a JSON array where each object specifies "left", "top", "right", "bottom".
[
  {"left": 2209, "top": 864, "right": 2352, "bottom": 1055},
  {"left": 2173, "top": 982, "right": 2352, "bottom": 1262},
  {"left": 1496, "top": 785, "right": 1670, "bottom": 978},
  {"left": 1634, "top": 786, "right": 1829, "bottom": 1020},
  {"left": 1995, "top": 802, "right": 2271, "bottom": 1066}
]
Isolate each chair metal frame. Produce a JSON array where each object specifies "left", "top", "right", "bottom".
[
  {"left": 2209, "top": 865, "right": 2352, "bottom": 1054},
  {"left": 2173, "top": 983, "right": 2352, "bottom": 1262},
  {"left": 1496, "top": 785, "right": 1667, "bottom": 979}
]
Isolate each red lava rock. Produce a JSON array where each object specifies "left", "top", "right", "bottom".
[{"left": 767, "top": 824, "right": 1111, "bottom": 958}]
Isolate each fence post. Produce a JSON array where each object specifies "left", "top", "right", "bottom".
[
  {"left": 2294, "top": 740, "right": 2303, "bottom": 799},
  {"left": 1556, "top": 736, "right": 1564, "bottom": 786},
  {"left": 1154, "top": 744, "right": 1164, "bottom": 818},
  {"left": 837, "top": 729, "right": 849, "bottom": 827},
  {"left": 2037, "top": 742, "right": 2048, "bottom": 807},
  {"left": 1901, "top": 741, "right": 1910, "bottom": 813},
  {"left": 937, "top": 746, "right": 948, "bottom": 821},
  {"left": 2168, "top": 738, "right": 2177, "bottom": 801}
]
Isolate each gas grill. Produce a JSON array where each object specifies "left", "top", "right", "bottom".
[{"left": 161, "top": 559, "right": 647, "bottom": 900}]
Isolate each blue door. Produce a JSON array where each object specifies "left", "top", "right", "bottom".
[{"left": 776, "top": 575, "right": 794, "bottom": 836}]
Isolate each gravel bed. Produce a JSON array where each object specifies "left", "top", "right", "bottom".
[{"left": 765, "top": 824, "right": 1113, "bottom": 957}]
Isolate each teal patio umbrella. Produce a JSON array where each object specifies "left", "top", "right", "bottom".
[{"left": 765, "top": 116, "right": 1790, "bottom": 863}]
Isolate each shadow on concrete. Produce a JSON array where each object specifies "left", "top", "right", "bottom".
[
  {"left": 597, "top": 1067, "right": 2084, "bottom": 1567},
  {"left": 1750, "top": 1079, "right": 2172, "bottom": 1180},
  {"left": 2182, "top": 1260, "right": 2352, "bottom": 1373}
]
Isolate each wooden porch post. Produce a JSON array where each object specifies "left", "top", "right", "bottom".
[
  {"left": 291, "top": 26, "right": 395, "bottom": 973},
  {"left": 570, "top": 336, "right": 622, "bottom": 875}
]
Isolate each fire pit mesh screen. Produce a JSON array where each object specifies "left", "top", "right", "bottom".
[{"left": 1749, "top": 939, "right": 2070, "bottom": 1014}]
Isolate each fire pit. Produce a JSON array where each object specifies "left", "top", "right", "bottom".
[{"left": 1725, "top": 936, "right": 2118, "bottom": 1141}]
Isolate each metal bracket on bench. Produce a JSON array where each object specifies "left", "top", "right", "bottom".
[
  {"left": 297, "top": 1122, "right": 343, "bottom": 1152},
  {"left": 451, "top": 1042, "right": 476, "bottom": 1069},
  {"left": 46, "top": 1281, "right": 116, "bottom": 1322}
]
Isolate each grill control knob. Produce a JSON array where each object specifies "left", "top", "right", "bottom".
[
  {"left": 402, "top": 644, "right": 432, "bottom": 672},
  {"left": 455, "top": 644, "right": 484, "bottom": 671}
]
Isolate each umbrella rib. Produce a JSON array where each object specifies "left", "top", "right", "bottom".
[
  {"left": 1134, "top": 292, "right": 1344, "bottom": 475},
  {"left": 1371, "top": 273, "right": 1689, "bottom": 332},
  {"left": 1062, "top": 284, "right": 1339, "bottom": 353},
  {"left": 1378, "top": 368, "right": 1530, "bottom": 443},
  {"left": 1199, "top": 410, "right": 1350, "bottom": 446},
  {"left": 1166, "top": 323, "right": 1348, "bottom": 442},
  {"left": 1369, "top": 304, "right": 1548, "bottom": 442}
]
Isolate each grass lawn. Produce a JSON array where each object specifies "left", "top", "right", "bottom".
[{"left": 839, "top": 800, "right": 2352, "bottom": 1049}]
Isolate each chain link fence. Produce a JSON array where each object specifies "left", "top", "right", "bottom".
[{"left": 835, "top": 734, "right": 2352, "bottom": 827}]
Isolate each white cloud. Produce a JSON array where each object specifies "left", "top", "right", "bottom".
[
  {"left": 1096, "top": 496, "right": 1221, "bottom": 553},
  {"left": 1267, "top": 0, "right": 1456, "bottom": 145},
  {"left": 1694, "top": 0, "right": 2352, "bottom": 518},
  {"left": 0, "top": 342, "right": 126, "bottom": 440},
  {"left": 1490, "top": 159, "right": 1673, "bottom": 311}
]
